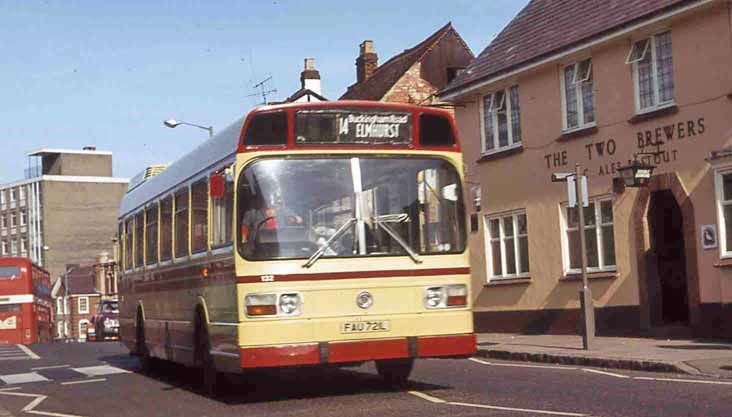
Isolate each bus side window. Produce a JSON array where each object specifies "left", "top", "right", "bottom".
[
  {"left": 211, "top": 168, "right": 234, "bottom": 248},
  {"left": 117, "top": 223, "right": 124, "bottom": 269},
  {"left": 160, "top": 197, "right": 173, "bottom": 261},
  {"left": 145, "top": 205, "right": 158, "bottom": 265},
  {"left": 191, "top": 180, "right": 208, "bottom": 253},
  {"left": 174, "top": 189, "right": 189, "bottom": 258},
  {"left": 243, "top": 112, "right": 287, "bottom": 146},
  {"left": 124, "top": 218, "right": 134, "bottom": 270},
  {"left": 134, "top": 211, "right": 144, "bottom": 268}
]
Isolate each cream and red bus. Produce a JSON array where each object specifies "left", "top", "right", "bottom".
[{"left": 118, "top": 101, "right": 474, "bottom": 394}]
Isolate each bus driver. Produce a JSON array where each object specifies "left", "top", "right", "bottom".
[{"left": 240, "top": 192, "right": 303, "bottom": 245}]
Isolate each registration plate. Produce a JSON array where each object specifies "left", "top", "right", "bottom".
[{"left": 341, "top": 320, "right": 391, "bottom": 334}]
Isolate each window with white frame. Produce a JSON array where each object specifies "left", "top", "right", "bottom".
[
  {"left": 78, "top": 296, "right": 89, "bottom": 314},
  {"left": 79, "top": 320, "right": 89, "bottom": 339},
  {"left": 714, "top": 170, "right": 732, "bottom": 257},
  {"left": 561, "top": 58, "right": 595, "bottom": 131},
  {"left": 10, "top": 212, "right": 16, "bottom": 227},
  {"left": 627, "top": 31, "right": 674, "bottom": 112},
  {"left": 19, "top": 187, "right": 25, "bottom": 201},
  {"left": 485, "top": 211, "right": 529, "bottom": 280},
  {"left": 10, "top": 240, "right": 17, "bottom": 255},
  {"left": 20, "top": 211, "right": 26, "bottom": 226},
  {"left": 1, "top": 214, "right": 5, "bottom": 229},
  {"left": 481, "top": 85, "right": 522, "bottom": 154},
  {"left": 57, "top": 320, "right": 64, "bottom": 337},
  {"left": 1, "top": 240, "right": 6, "bottom": 256},
  {"left": 0, "top": 191, "right": 4, "bottom": 204},
  {"left": 56, "top": 297, "right": 63, "bottom": 315},
  {"left": 561, "top": 199, "right": 616, "bottom": 273},
  {"left": 20, "top": 237, "right": 27, "bottom": 254},
  {"left": 9, "top": 189, "right": 15, "bottom": 202}
]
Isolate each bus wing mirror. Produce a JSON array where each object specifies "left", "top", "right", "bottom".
[{"left": 210, "top": 175, "right": 225, "bottom": 199}]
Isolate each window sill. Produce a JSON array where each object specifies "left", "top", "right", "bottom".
[
  {"left": 557, "top": 125, "right": 598, "bottom": 142},
  {"left": 628, "top": 104, "right": 678, "bottom": 124},
  {"left": 560, "top": 271, "right": 618, "bottom": 281},
  {"left": 484, "top": 277, "right": 531, "bottom": 286},
  {"left": 713, "top": 258, "right": 732, "bottom": 268},
  {"left": 477, "top": 145, "right": 524, "bottom": 163}
]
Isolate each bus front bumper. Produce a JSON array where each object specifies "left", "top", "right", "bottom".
[{"left": 239, "top": 333, "right": 476, "bottom": 369}]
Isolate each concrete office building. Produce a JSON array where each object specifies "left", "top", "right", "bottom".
[{"left": 0, "top": 148, "right": 128, "bottom": 280}]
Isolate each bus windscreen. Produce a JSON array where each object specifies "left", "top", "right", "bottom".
[
  {"left": 0, "top": 266, "right": 21, "bottom": 280},
  {"left": 237, "top": 156, "right": 465, "bottom": 261},
  {"left": 295, "top": 109, "right": 412, "bottom": 145}
]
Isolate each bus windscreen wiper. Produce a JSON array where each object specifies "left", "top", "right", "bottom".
[
  {"left": 373, "top": 214, "right": 423, "bottom": 264},
  {"left": 303, "top": 217, "right": 356, "bottom": 268}
]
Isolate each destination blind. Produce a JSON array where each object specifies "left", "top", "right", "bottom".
[{"left": 295, "top": 109, "right": 412, "bottom": 145}]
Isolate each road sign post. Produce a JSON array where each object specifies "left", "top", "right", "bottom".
[
  {"left": 574, "top": 163, "right": 595, "bottom": 350},
  {"left": 553, "top": 165, "right": 596, "bottom": 350}
]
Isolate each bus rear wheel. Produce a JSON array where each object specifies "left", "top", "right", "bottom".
[{"left": 375, "top": 358, "right": 414, "bottom": 386}]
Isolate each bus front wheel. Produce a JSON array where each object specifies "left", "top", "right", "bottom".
[
  {"left": 136, "top": 310, "right": 156, "bottom": 373},
  {"left": 194, "top": 309, "right": 221, "bottom": 396},
  {"left": 375, "top": 358, "right": 414, "bottom": 386}
]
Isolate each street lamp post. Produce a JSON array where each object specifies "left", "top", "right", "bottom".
[
  {"left": 62, "top": 266, "right": 75, "bottom": 343},
  {"left": 163, "top": 119, "right": 214, "bottom": 138}
]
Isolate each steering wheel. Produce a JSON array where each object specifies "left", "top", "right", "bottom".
[{"left": 248, "top": 216, "right": 277, "bottom": 244}]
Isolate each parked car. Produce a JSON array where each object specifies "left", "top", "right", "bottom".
[
  {"left": 86, "top": 317, "right": 98, "bottom": 342},
  {"left": 93, "top": 300, "right": 119, "bottom": 341}
]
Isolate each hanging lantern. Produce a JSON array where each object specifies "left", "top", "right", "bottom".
[{"left": 617, "top": 159, "right": 656, "bottom": 187}]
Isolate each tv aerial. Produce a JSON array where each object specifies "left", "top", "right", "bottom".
[{"left": 246, "top": 76, "right": 277, "bottom": 105}]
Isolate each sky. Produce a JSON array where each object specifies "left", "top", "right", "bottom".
[{"left": 0, "top": 0, "right": 530, "bottom": 184}]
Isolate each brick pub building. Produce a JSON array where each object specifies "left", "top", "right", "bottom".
[
  {"left": 341, "top": 22, "right": 474, "bottom": 105},
  {"left": 440, "top": 0, "right": 732, "bottom": 338}
]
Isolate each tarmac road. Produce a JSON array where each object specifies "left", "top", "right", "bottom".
[{"left": 0, "top": 342, "right": 730, "bottom": 417}]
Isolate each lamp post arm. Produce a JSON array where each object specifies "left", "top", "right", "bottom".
[{"left": 177, "top": 122, "right": 214, "bottom": 138}]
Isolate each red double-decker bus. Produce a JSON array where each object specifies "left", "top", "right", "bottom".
[{"left": 0, "top": 257, "right": 53, "bottom": 345}]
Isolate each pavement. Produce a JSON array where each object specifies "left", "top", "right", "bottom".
[{"left": 477, "top": 333, "right": 732, "bottom": 378}]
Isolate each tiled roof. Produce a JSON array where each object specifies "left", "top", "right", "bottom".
[
  {"left": 442, "top": 0, "right": 697, "bottom": 96},
  {"left": 340, "top": 22, "right": 467, "bottom": 100}
]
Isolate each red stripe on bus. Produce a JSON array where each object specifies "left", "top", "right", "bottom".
[
  {"left": 329, "top": 339, "right": 408, "bottom": 363},
  {"left": 416, "top": 333, "right": 477, "bottom": 357},
  {"left": 237, "top": 334, "right": 476, "bottom": 369},
  {"left": 236, "top": 267, "right": 470, "bottom": 283},
  {"left": 240, "top": 344, "right": 320, "bottom": 368}
]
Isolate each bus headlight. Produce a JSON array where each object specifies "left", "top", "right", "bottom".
[
  {"left": 425, "top": 287, "right": 446, "bottom": 308},
  {"left": 245, "top": 294, "right": 278, "bottom": 316},
  {"left": 424, "top": 285, "right": 467, "bottom": 309},
  {"left": 278, "top": 293, "right": 302, "bottom": 316}
]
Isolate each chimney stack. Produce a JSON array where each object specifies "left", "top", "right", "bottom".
[
  {"left": 300, "top": 58, "right": 322, "bottom": 95},
  {"left": 356, "top": 40, "right": 378, "bottom": 83}
]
